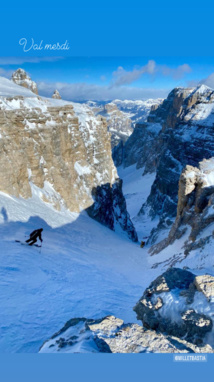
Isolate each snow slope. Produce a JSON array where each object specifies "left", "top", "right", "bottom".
[
  {"left": 118, "top": 165, "right": 157, "bottom": 240},
  {"left": 0, "top": 189, "right": 161, "bottom": 353},
  {"left": 0, "top": 75, "right": 102, "bottom": 120}
]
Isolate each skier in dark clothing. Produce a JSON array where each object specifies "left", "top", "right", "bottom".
[{"left": 26, "top": 228, "right": 43, "bottom": 246}]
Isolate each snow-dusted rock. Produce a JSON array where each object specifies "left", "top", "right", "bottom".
[
  {"left": 140, "top": 86, "right": 214, "bottom": 224},
  {"left": 134, "top": 268, "right": 214, "bottom": 347},
  {"left": 39, "top": 314, "right": 213, "bottom": 353},
  {"left": 87, "top": 178, "right": 138, "bottom": 241},
  {"left": 150, "top": 157, "right": 214, "bottom": 255},
  {"left": 113, "top": 122, "right": 162, "bottom": 169},
  {"left": 0, "top": 75, "right": 137, "bottom": 240},
  {"left": 194, "top": 275, "right": 214, "bottom": 302},
  {"left": 116, "top": 85, "right": 214, "bottom": 243},
  {"left": 11, "top": 68, "right": 38, "bottom": 94},
  {"left": 88, "top": 98, "right": 162, "bottom": 149},
  {"left": 52, "top": 89, "right": 61, "bottom": 99}
]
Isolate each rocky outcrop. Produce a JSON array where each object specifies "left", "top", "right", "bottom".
[
  {"left": 150, "top": 157, "right": 214, "bottom": 255},
  {"left": 39, "top": 268, "right": 214, "bottom": 353},
  {"left": 89, "top": 98, "right": 162, "bottom": 150},
  {"left": 113, "top": 122, "right": 162, "bottom": 169},
  {"left": 39, "top": 314, "right": 213, "bottom": 353},
  {"left": 52, "top": 90, "right": 61, "bottom": 99},
  {"left": 11, "top": 68, "right": 38, "bottom": 94},
  {"left": 0, "top": 76, "right": 137, "bottom": 240},
  {"left": 194, "top": 275, "right": 214, "bottom": 302},
  {"left": 87, "top": 178, "right": 138, "bottom": 241},
  {"left": 134, "top": 268, "right": 214, "bottom": 347},
  {"left": 91, "top": 102, "right": 133, "bottom": 148}
]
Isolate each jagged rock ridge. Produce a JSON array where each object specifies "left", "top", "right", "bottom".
[{"left": 11, "top": 68, "right": 38, "bottom": 95}]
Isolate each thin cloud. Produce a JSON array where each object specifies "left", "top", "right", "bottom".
[
  {"left": 111, "top": 61, "right": 192, "bottom": 87},
  {"left": 199, "top": 73, "right": 214, "bottom": 89},
  {"left": 38, "top": 80, "right": 168, "bottom": 101},
  {"left": 160, "top": 63, "right": 192, "bottom": 80},
  {"left": 112, "top": 60, "right": 156, "bottom": 86},
  {"left": 0, "top": 57, "right": 64, "bottom": 65},
  {"left": 0, "top": 68, "right": 14, "bottom": 78}
]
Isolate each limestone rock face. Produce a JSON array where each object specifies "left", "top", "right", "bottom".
[
  {"left": 115, "top": 86, "right": 214, "bottom": 243},
  {"left": 150, "top": 157, "right": 214, "bottom": 255},
  {"left": 39, "top": 314, "right": 213, "bottom": 353},
  {"left": 52, "top": 90, "right": 61, "bottom": 99},
  {"left": 88, "top": 98, "right": 162, "bottom": 150},
  {"left": 134, "top": 268, "right": 214, "bottom": 347},
  {"left": 11, "top": 68, "right": 38, "bottom": 94},
  {"left": 87, "top": 178, "right": 138, "bottom": 241},
  {"left": 0, "top": 77, "right": 137, "bottom": 240},
  {"left": 140, "top": 86, "right": 214, "bottom": 223},
  {"left": 114, "top": 122, "right": 162, "bottom": 170}
]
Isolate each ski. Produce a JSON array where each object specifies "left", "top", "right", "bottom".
[{"left": 15, "top": 240, "right": 41, "bottom": 248}]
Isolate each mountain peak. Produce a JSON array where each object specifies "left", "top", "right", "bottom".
[
  {"left": 194, "top": 84, "right": 213, "bottom": 95},
  {"left": 52, "top": 89, "right": 61, "bottom": 99},
  {"left": 11, "top": 68, "right": 38, "bottom": 95}
]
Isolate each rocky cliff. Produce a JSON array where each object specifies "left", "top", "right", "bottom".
[
  {"left": 0, "top": 75, "right": 137, "bottom": 241},
  {"left": 88, "top": 98, "right": 162, "bottom": 149},
  {"left": 115, "top": 85, "right": 214, "bottom": 243},
  {"left": 12, "top": 68, "right": 38, "bottom": 95},
  {"left": 141, "top": 85, "right": 214, "bottom": 222},
  {"left": 150, "top": 157, "right": 214, "bottom": 258}
]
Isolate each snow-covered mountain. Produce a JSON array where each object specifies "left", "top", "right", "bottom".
[
  {"left": 1, "top": 71, "right": 214, "bottom": 354},
  {"left": 114, "top": 85, "right": 214, "bottom": 244},
  {"left": 87, "top": 98, "right": 162, "bottom": 148}
]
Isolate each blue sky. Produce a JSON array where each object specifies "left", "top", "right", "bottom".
[
  {"left": 0, "top": 56, "right": 214, "bottom": 101},
  {"left": 0, "top": 1, "right": 214, "bottom": 100}
]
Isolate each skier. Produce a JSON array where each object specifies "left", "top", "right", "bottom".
[
  {"left": 25, "top": 228, "right": 43, "bottom": 246},
  {"left": 140, "top": 240, "right": 145, "bottom": 248}
]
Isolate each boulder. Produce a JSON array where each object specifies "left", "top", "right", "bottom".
[{"left": 134, "top": 268, "right": 214, "bottom": 346}]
